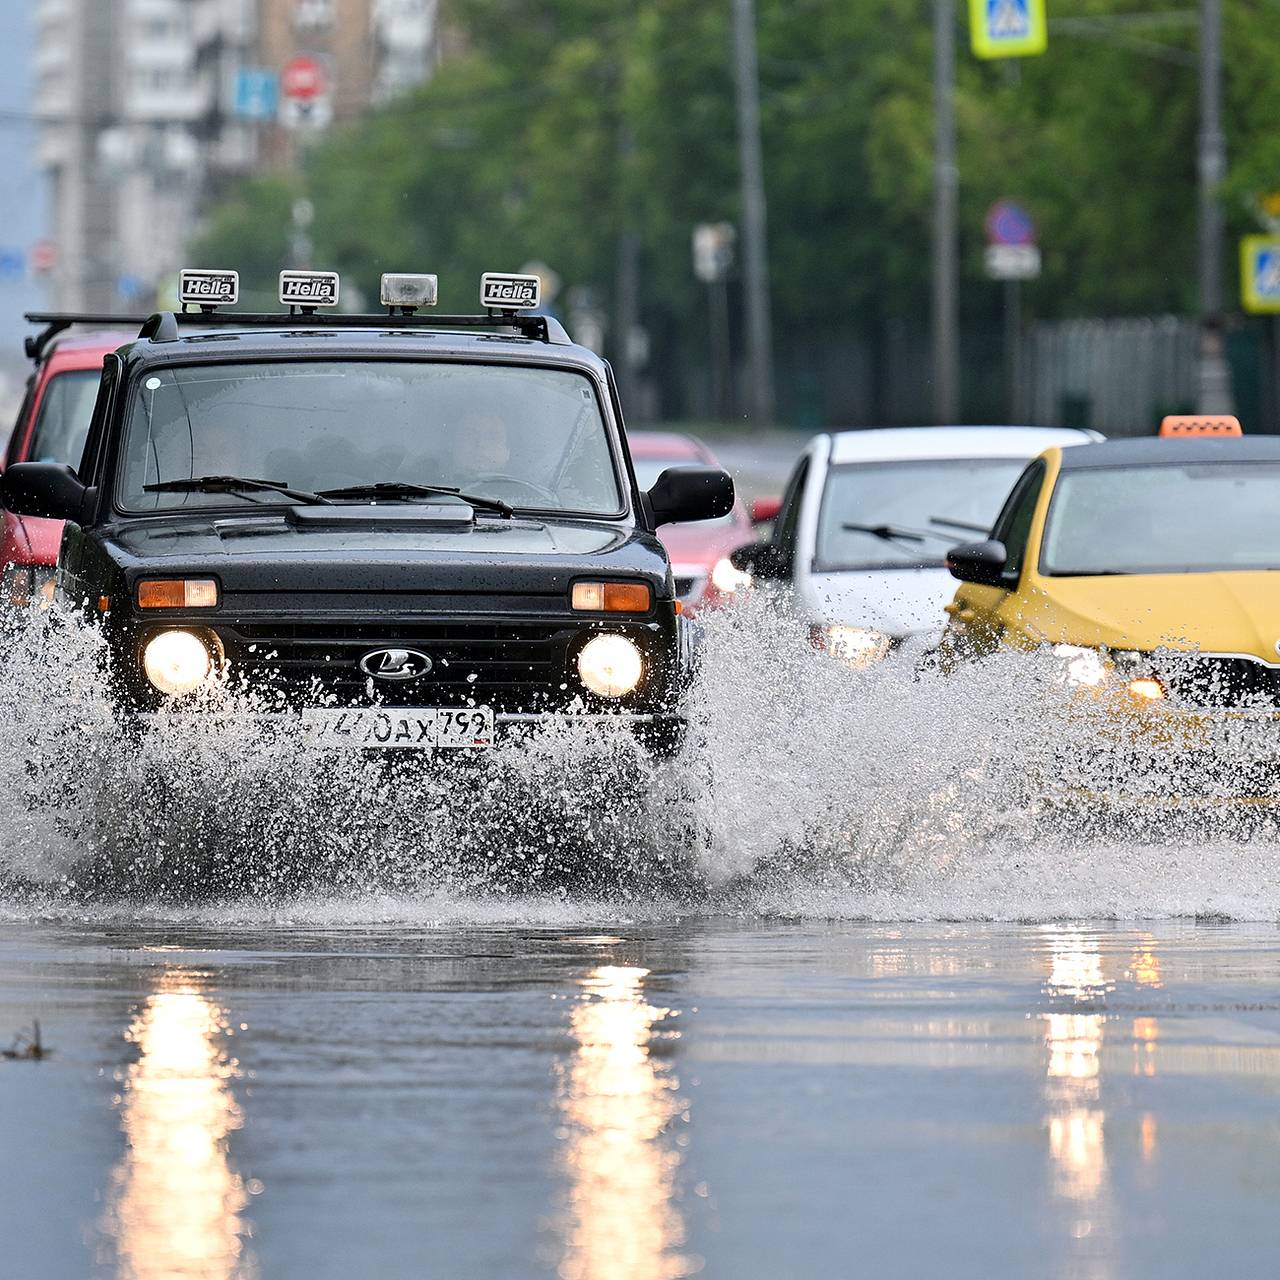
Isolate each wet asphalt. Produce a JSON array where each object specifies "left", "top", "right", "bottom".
[{"left": 3, "top": 915, "right": 1279, "bottom": 1279}]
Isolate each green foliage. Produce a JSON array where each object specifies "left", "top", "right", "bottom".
[{"left": 194, "top": 0, "right": 1280, "bottom": 408}]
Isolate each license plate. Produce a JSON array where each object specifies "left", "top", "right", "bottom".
[{"left": 298, "top": 707, "right": 494, "bottom": 750}]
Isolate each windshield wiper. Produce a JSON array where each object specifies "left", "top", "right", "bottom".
[
  {"left": 315, "top": 482, "right": 513, "bottom": 518},
  {"left": 929, "top": 515, "right": 990, "bottom": 535},
  {"left": 143, "top": 475, "right": 331, "bottom": 504},
  {"left": 842, "top": 521, "right": 953, "bottom": 546}
]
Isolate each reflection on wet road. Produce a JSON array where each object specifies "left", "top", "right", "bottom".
[
  {"left": 2, "top": 917, "right": 1280, "bottom": 1278},
  {"left": 556, "top": 964, "right": 691, "bottom": 1280},
  {"left": 107, "top": 971, "right": 254, "bottom": 1280}
]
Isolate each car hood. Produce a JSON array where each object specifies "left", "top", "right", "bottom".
[
  {"left": 808, "top": 567, "right": 954, "bottom": 636},
  {"left": 1021, "top": 572, "right": 1280, "bottom": 659},
  {"left": 95, "top": 511, "right": 671, "bottom": 601}
]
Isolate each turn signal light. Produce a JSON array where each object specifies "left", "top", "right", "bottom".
[
  {"left": 137, "top": 578, "right": 219, "bottom": 609},
  {"left": 1127, "top": 677, "right": 1166, "bottom": 701},
  {"left": 571, "top": 581, "right": 652, "bottom": 613}
]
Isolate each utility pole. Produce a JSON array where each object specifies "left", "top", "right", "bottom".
[
  {"left": 731, "top": 0, "right": 776, "bottom": 424},
  {"left": 932, "top": 0, "right": 959, "bottom": 423},
  {"left": 1197, "top": 0, "right": 1234, "bottom": 413}
]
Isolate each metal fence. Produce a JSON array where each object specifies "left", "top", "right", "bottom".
[{"left": 1021, "top": 316, "right": 1200, "bottom": 436}]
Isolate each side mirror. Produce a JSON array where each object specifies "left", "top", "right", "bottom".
[
  {"left": 729, "top": 539, "right": 789, "bottom": 580},
  {"left": 946, "top": 539, "right": 1008, "bottom": 587},
  {"left": 646, "top": 465, "right": 734, "bottom": 527},
  {"left": 0, "top": 462, "right": 88, "bottom": 522},
  {"left": 750, "top": 496, "right": 781, "bottom": 524}
]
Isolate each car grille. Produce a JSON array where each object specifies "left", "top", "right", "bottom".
[
  {"left": 220, "top": 619, "right": 578, "bottom": 713},
  {"left": 1159, "top": 655, "right": 1280, "bottom": 709}
]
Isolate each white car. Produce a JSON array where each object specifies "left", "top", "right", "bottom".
[{"left": 731, "top": 425, "right": 1102, "bottom": 664}]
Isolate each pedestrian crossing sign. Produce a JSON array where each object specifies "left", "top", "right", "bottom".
[
  {"left": 1241, "top": 236, "right": 1280, "bottom": 313},
  {"left": 969, "top": 0, "right": 1048, "bottom": 59}
]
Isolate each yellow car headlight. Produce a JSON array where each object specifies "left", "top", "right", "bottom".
[
  {"left": 577, "top": 634, "right": 644, "bottom": 698},
  {"left": 1052, "top": 644, "right": 1109, "bottom": 688},
  {"left": 142, "top": 629, "right": 216, "bottom": 696}
]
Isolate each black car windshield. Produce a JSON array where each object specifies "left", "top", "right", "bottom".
[
  {"left": 1042, "top": 462, "right": 1280, "bottom": 575},
  {"left": 816, "top": 458, "right": 1028, "bottom": 570},
  {"left": 117, "top": 360, "right": 622, "bottom": 514},
  {"left": 29, "top": 369, "right": 101, "bottom": 466}
]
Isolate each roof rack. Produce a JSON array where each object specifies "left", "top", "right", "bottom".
[
  {"left": 23, "top": 313, "right": 149, "bottom": 361},
  {"left": 25, "top": 308, "right": 572, "bottom": 360}
]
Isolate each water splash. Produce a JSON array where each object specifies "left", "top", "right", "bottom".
[{"left": 1, "top": 597, "right": 1278, "bottom": 921}]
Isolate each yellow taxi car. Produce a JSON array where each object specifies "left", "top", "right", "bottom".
[{"left": 940, "top": 435, "right": 1280, "bottom": 804}]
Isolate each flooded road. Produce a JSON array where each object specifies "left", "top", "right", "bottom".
[{"left": 4, "top": 913, "right": 1280, "bottom": 1279}]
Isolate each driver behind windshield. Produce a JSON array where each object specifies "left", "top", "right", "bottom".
[{"left": 120, "top": 361, "right": 622, "bottom": 514}]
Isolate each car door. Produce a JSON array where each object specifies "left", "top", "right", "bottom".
[{"left": 948, "top": 459, "right": 1046, "bottom": 654}]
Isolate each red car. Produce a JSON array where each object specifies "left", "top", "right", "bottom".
[
  {"left": 629, "top": 431, "right": 779, "bottom": 612},
  {"left": 2, "top": 330, "right": 129, "bottom": 605}
]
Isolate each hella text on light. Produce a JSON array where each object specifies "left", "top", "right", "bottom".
[
  {"left": 279, "top": 269, "right": 340, "bottom": 310},
  {"left": 178, "top": 269, "right": 239, "bottom": 310},
  {"left": 480, "top": 272, "right": 542, "bottom": 313}
]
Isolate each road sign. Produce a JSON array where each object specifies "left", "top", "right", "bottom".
[
  {"left": 985, "top": 200, "right": 1035, "bottom": 247},
  {"left": 969, "top": 0, "right": 1047, "bottom": 60},
  {"left": 233, "top": 69, "right": 279, "bottom": 120},
  {"left": 985, "top": 244, "right": 1041, "bottom": 280},
  {"left": 281, "top": 56, "right": 326, "bottom": 101},
  {"left": 1240, "top": 236, "right": 1280, "bottom": 313}
]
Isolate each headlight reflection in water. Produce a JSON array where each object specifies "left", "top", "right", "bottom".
[
  {"left": 554, "top": 963, "right": 697, "bottom": 1280},
  {"left": 104, "top": 969, "right": 256, "bottom": 1280}
]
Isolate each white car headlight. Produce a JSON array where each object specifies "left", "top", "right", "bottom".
[
  {"left": 143, "top": 629, "right": 214, "bottom": 696},
  {"left": 577, "top": 634, "right": 644, "bottom": 698},
  {"left": 710, "top": 556, "right": 752, "bottom": 595},
  {"left": 1052, "top": 644, "right": 1109, "bottom": 688},
  {"left": 816, "top": 624, "right": 892, "bottom": 670}
]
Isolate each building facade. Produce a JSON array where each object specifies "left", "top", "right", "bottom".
[{"left": 35, "top": 0, "right": 439, "bottom": 310}]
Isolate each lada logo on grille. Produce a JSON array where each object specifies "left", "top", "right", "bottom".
[{"left": 359, "top": 648, "right": 433, "bottom": 681}]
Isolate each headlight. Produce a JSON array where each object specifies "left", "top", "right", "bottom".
[
  {"left": 814, "top": 624, "right": 892, "bottom": 669},
  {"left": 1052, "top": 644, "right": 1109, "bottom": 688},
  {"left": 710, "top": 556, "right": 751, "bottom": 594},
  {"left": 143, "top": 629, "right": 214, "bottom": 696},
  {"left": 577, "top": 634, "right": 644, "bottom": 698}
]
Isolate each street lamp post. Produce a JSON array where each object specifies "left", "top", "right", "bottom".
[
  {"left": 731, "top": 0, "right": 776, "bottom": 425},
  {"left": 932, "top": 0, "right": 959, "bottom": 423},
  {"left": 1197, "top": 0, "right": 1234, "bottom": 413}
]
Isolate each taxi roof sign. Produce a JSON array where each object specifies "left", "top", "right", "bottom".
[
  {"left": 1158, "top": 414, "right": 1242, "bottom": 438},
  {"left": 178, "top": 268, "right": 238, "bottom": 309},
  {"left": 481, "top": 272, "right": 541, "bottom": 313},
  {"left": 279, "top": 269, "right": 340, "bottom": 309}
]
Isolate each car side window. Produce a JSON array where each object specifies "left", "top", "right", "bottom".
[
  {"left": 76, "top": 357, "right": 118, "bottom": 484},
  {"left": 771, "top": 456, "right": 810, "bottom": 571},
  {"left": 991, "top": 459, "right": 1045, "bottom": 584},
  {"left": 4, "top": 376, "right": 35, "bottom": 469}
]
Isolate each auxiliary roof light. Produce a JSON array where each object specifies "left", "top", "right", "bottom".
[
  {"left": 178, "top": 268, "right": 239, "bottom": 311},
  {"left": 480, "top": 272, "right": 542, "bottom": 313},
  {"left": 380, "top": 273, "right": 439, "bottom": 313},
  {"left": 279, "top": 269, "right": 340, "bottom": 310}
]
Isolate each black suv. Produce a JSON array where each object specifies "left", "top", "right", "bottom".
[{"left": 2, "top": 270, "right": 733, "bottom": 755}]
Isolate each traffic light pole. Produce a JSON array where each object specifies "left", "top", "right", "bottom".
[{"left": 932, "top": 0, "right": 959, "bottom": 423}]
